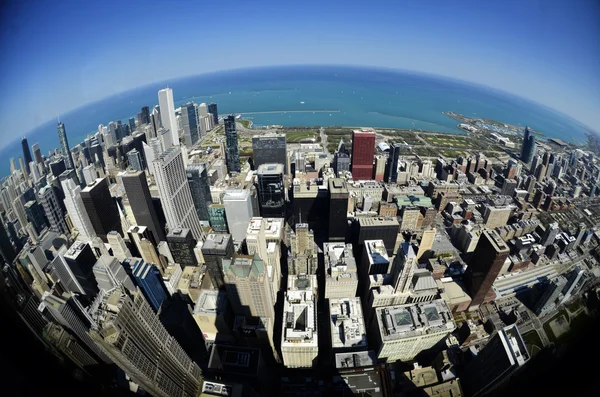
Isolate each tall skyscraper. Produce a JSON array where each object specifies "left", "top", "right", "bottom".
[
  {"left": 141, "top": 106, "right": 151, "bottom": 125},
  {"left": 202, "top": 233, "right": 234, "bottom": 289},
  {"left": 0, "top": 220, "right": 17, "bottom": 263},
  {"left": 107, "top": 231, "right": 132, "bottom": 261},
  {"left": 333, "top": 140, "right": 351, "bottom": 177},
  {"left": 166, "top": 228, "right": 197, "bottom": 267},
  {"left": 32, "top": 143, "right": 43, "bottom": 165},
  {"left": 121, "top": 170, "right": 165, "bottom": 244},
  {"left": 520, "top": 126, "right": 536, "bottom": 164},
  {"left": 464, "top": 230, "right": 510, "bottom": 309},
  {"left": 80, "top": 178, "right": 122, "bottom": 242},
  {"left": 350, "top": 129, "right": 376, "bottom": 180},
  {"left": 60, "top": 172, "right": 96, "bottom": 241},
  {"left": 127, "top": 148, "right": 143, "bottom": 171},
  {"left": 252, "top": 133, "right": 287, "bottom": 174},
  {"left": 385, "top": 143, "right": 401, "bottom": 183},
  {"left": 38, "top": 185, "right": 68, "bottom": 235},
  {"left": 57, "top": 122, "right": 75, "bottom": 169},
  {"left": 92, "top": 255, "right": 136, "bottom": 292},
  {"left": 125, "top": 258, "right": 168, "bottom": 312},
  {"left": 152, "top": 146, "right": 204, "bottom": 241},
  {"left": 186, "top": 164, "right": 212, "bottom": 224},
  {"left": 181, "top": 102, "right": 199, "bottom": 147},
  {"left": 21, "top": 137, "right": 33, "bottom": 174},
  {"left": 224, "top": 115, "right": 240, "bottom": 173},
  {"left": 62, "top": 241, "right": 99, "bottom": 297},
  {"left": 158, "top": 87, "right": 179, "bottom": 146},
  {"left": 256, "top": 163, "right": 285, "bottom": 217},
  {"left": 222, "top": 189, "right": 255, "bottom": 242},
  {"left": 89, "top": 287, "right": 203, "bottom": 397},
  {"left": 208, "top": 102, "right": 218, "bottom": 125},
  {"left": 328, "top": 178, "right": 349, "bottom": 242}
]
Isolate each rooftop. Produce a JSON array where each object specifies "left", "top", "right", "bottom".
[
  {"left": 335, "top": 351, "right": 378, "bottom": 369},
  {"left": 329, "top": 297, "right": 367, "bottom": 349},
  {"left": 203, "top": 233, "right": 232, "bottom": 250},
  {"left": 364, "top": 240, "right": 390, "bottom": 265},
  {"left": 64, "top": 241, "right": 89, "bottom": 259},
  {"left": 358, "top": 217, "right": 400, "bottom": 227},
  {"left": 282, "top": 289, "right": 317, "bottom": 345},
  {"left": 257, "top": 163, "right": 284, "bottom": 175}
]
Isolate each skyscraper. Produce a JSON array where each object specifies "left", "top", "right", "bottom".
[
  {"left": 256, "top": 163, "right": 285, "bottom": 217},
  {"left": 141, "top": 106, "right": 151, "bottom": 125},
  {"left": 224, "top": 115, "right": 240, "bottom": 173},
  {"left": 127, "top": 148, "right": 143, "bottom": 171},
  {"left": 202, "top": 233, "right": 234, "bottom": 289},
  {"left": 252, "top": 133, "right": 287, "bottom": 174},
  {"left": 186, "top": 164, "right": 212, "bottom": 224},
  {"left": 38, "top": 185, "right": 68, "bottom": 235},
  {"left": 62, "top": 241, "right": 99, "bottom": 297},
  {"left": 32, "top": 143, "right": 43, "bottom": 165},
  {"left": 0, "top": 220, "right": 17, "bottom": 263},
  {"left": 333, "top": 140, "right": 351, "bottom": 177},
  {"left": 122, "top": 171, "right": 165, "bottom": 244},
  {"left": 167, "top": 228, "right": 197, "bottom": 267},
  {"left": 222, "top": 189, "right": 255, "bottom": 242},
  {"left": 152, "top": 146, "right": 204, "bottom": 241},
  {"left": 181, "top": 102, "right": 199, "bottom": 147},
  {"left": 80, "top": 178, "right": 122, "bottom": 242},
  {"left": 57, "top": 122, "right": 75, "bottom": 169},
  {"left": 520, "top": 126, "right": 536, "bottom": 164},
  {"left": 92, "top": 255, "right": 136, "bottom": 292},
  {"left": 126, "top": 258, "right": 168, "bottom": 312},
  {"left": 464, "top": 230, "right": 510, "bottom": 309},
  {"left": 350, "top": 129, "right": 376, "bottom": 180},
  {"left": 61, "top": 172, "right": 96, "bottom": 241},
  {"left": 21, "top": 137, "right": 33, "bottom": 174},
  {"left": 208, "top": 102, "right": 218, "bottom": 125},
  {"left": 158, "top": 87, "right": 179, "bottom": 146},
  {"left": 385, "top": 143, "right": 401, "bottom": 183}
]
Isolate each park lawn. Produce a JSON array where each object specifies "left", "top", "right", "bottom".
[{"left": 237, "top": 119, "right": 251, "bottom": 128}]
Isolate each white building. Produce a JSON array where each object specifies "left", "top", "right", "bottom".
[
  {"left": 62, "top": 178, "right": 97, "bottom": 241},
  {"left": 371, "top": 299, "right": 456, "bottom": 362},
  {"left": 323, "top": 242, "right": 359, "bottom": 299},
  {"left": 152, "top": 146, "right": 204, "bottom": 241},
  {"left": 107, "top": 231, "right": 131, "bottom": 261},
  {"left": 281, "top": 285, "right": 318, "bottom": 368},
  {"left": 193, "top": 289, "right": 234, "bottom": 346},
  {"left": 222, "top": 189, "right": 254, "bottom": 243},
  {"left": 329, "top": 297, "right": 367, "bottom": 353},
  {"left": 246, "top": 217, "right": 282, "bottom": 302},
  {"left": 158, "top": 87, "right": 179, "bottom": 146}
]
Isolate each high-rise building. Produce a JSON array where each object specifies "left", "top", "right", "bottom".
[
  {"left": 208, "top": 103, "right": 218, "bottom": 125},
  {"left": 416, "top": 228, "right": 436, "bottom": 260},
  {"left": 222, "top": 189, "right": 255, "bottom": 243},
  {"left": 181, "top": 102, "right": 200, "bottom": 147},
  {"left": 323, "top": 242, "right": 358, "bottom": 299},
  {"left": 107, "top": 231, "right": 132, "bottom": 261},
  {"left": 333, "top": 140, "right": 351, "bottom": 177},
  {"left": 464, "top": 230, "right": 510, "bottom": 309},
  {"left": 357, "top": 217, "right": 400, "bottom": 257},
  {"left": 92, "top": 255, "right": 135, "bottom": 292},
  {"left": 141, "top": 106, "right": 151, "bottom": 125},
  {"left": 202, "top": 233, "right": 234, "bottom": 289},
  {"left": 89, "top": 287, "right": 203, "bottom": 397},
  {"left": 152, "top": 146, "right": 204, "bottom": 241},
  {"left": 329, "top": 297, "right": 367, "bottom": 353},
  {"left": 125, "top": 258, "right": 168, "bottom": 312},
  {"left": 62, "top": 241, "right": 99, "bottom": 297},
  {"left": 224, "top": 115, "right": 240, "bottom": 173},
  {"left": 57, "top": 122, "right": 75, "bottom": 169},
  {"left": 128, "top": 226, "right": 162, "bottom": 267},
  {"left": 24, "top": 200, "right": 47, "bottom": 233},
  {"left": 60, "top": 172, "right": 96, "bottom": 241},
  {"left": 462, "top": 324, "right": 529, "bottom": 397},
  {"left": 288, "top": 223, "right": 318, "bottom": 275},
  {"left": 208, "top": 204, "right": 228, "bottom": 232},
  {"left": 121, "top": 170, "right": 165, "bottom": 244},
  {"left": 167, "top": 228, "right": 197, "bottom": 267},
  {"left": 186, "top": 164, "right": 212, "bottom": 224},
  {"left": 385, "top": 143, "right": 402, "bottom": 184},
  {"left": 351, "top": 129, "right": 376, "bottom": 180},
  {"left": 37, "top": 185, "right": 68, "bottom": 235},
  {"left": 520, "top": 126, "right": 536, "bottom": 164},
  {"left": 21, "top": 137, "right": 33, "bottom": 174},
  {"left": 252, "top": 133, "right": 287, "bottom": 174},
  {"left": 158, "top": 88, "right": 179, "bottom": 146},
  {"left": 127, "top": 148, "right": 144, "bottom": 171},
  {"left": 256, "top": 163, "right": 285, "bottom": 217},
  {"left": 0, "top": 220, "right": 17, "bottom": 263},
  {"left": 192, "top": 290, "right": 234, "bottom": 347},
  {"left": 372, "top": 300, "right": 455, "bottom": 362},
  {"left": 328, "top": 178, "right": 349, "bottom": 241},
  {"left": 281, "top": 281, "right": 318, "bottom": 368},
  {"left": 80, "top": 178, "right": 122, "bottom": 242},
  {"left": 32, "top": 143, "right": 43, "bottom": 165}
]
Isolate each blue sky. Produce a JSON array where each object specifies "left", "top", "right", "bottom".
[{"left": 0, "top": 0, "right": 599, "bottom": 143}]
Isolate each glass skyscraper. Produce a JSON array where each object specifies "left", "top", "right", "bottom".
[
  {"left": 224, "top": 115, "right": 240, "bottom": 173},
  {"left": 57, "top": 122, "right": 74, "bottom": 169},
  {"left": 21, "top": 137, "right": 33, "bottom": 174},
  {"left": 186, "top": 163, "right": 211, "bottom": 223},
  {"left": 181, "top": 102, "right": 199, "bottom": 147},
  {"left": 208, "top": 102, "right": 218, "bottom": 125}
]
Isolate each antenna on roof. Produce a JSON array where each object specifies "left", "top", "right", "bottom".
[{"left": 57, "top": 114, "right": 60, "bottom": 123}]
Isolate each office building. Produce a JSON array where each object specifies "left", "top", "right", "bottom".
[
  {"left": 42, "top": 322, "right": 99, "bottom": 369},
  {"left": 57, "top": 122, "right": 75, "bottom": 169},
  {"left": 121, "top": 170, "right": 165, "bottom": 244},
  {"left": 127, "top": 148, "right": 143, "bottom": 171},
  {"left": 520, "top": 126, "right": 536, "bottom": 164},
  {"left": 329, "top": 297, "right": 367, "bottom": 353},
  {"left": 462, "top": 324, "right": 529, "bottom": 397},
  {"left": 223, "top": 255, "right": 275, "bottom": 320},
  {"left": 252, "top": 133, "right": 287, "bottom": 174},
  {"left": 202, "top": 233, "right": 234, "bottom": 289},
  {"left": 107, "top": 230, "right": 132, "bottom": 261},
  {"left": 62, "top": 241, "right": 99, "bottom": 297},
  {"left": 81, "top": 178, "right": 122, "bottom": 242},
  {"left": 158, "top": 87, "right": 179, "bottom": 146},
  {"left": 89, "top": 287, "right": 203, "bottom": 397},
  {"left": 92, "top": 255, "right": 135, "bottom": 292},
  {"left": 224, "top": 115, "right": 240, "bottom": 173},
  {"left": 24, "top": 200, "right": 47, "bottom": 233},
  {"left": 38, "top": 185, "right": 68, "bottom": 235},
  {"left": 125, "top": 258, "right": 168, "bottom": 312},
  {"left": 333, "top": 140, "right": 351, "bottom": 176},
  {"left": 193, "top": 290, "right": 234, "bottom": 348},
  {"left": 281, "top": 283, "right": 318, "bottom": 368},
  {"left": 257, "top": 163, "right": 285, "bottom": 217},
  {"left": 222, "top": 189, "right": 254, "bottom": 243},
  {"left": 167, "top": 228, "right": 197, "bottom": 267},
  {"left": 371, "top": 299, "right": 455, "bottom": 362},
  {"left": 21, "top": 137, "right": 33, "bottom": 174},
  {"left": 141, "top": 106, "right": 151, "bottom": 125},
  {"left": 351, "top": 129, "right": 376, "bottom": 180},
  {"left": 181, "top": 102, "right": 199, "bottom": 147},
  {"left": 416, "top": 228, "right": 436, "bottom": 260},
  {"left": 208, "top": 102, "right": 218, "bottom": 125},
  {"left": 0, "top": 220, "right": 17, "bottom": 263},
  {"left": 208, "top": 204, "right": 228, "bottom": 232},
  {"left": 186, "top": 163, "right": 212, "bottom": 224},
  {"left": 61, "top": 174, "right": 96, "bottom": 241},
  {"left": 385, "top": 143, "right": 402, "bottom": 183},
  {"left": 400, "top": 206, "right": 420, "bottom": 231},
  {"left": 328, "top": 178, "right": 349, "bottom": 241},
  {"left": 288, "top": 223, "right": 318, "bottom": 275},
  {"left": 357, "top": 217, "right": 400, "bottom": 257},
  {"left": 324, "top": 242, "right": 359, "bottom": 299},
  {"left": 246, "top": 217, "right": 282, "bottom": 301},
  {"left": 152, "top": 146, "right": 204, "bottom": 241},
  {"left": 464, "top": 230, "right": 510, "bottom": 309},
  {"left": 362, "top": 240, "right": 391, "bottom": 275}
]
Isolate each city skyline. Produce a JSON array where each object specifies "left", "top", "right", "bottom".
[{"left": 0, "top": 0, "right": 599, "bottom": 147}]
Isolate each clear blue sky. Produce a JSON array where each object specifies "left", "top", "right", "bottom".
[{"left": 1, "top": 0, "right": 599, "bottom": 142}]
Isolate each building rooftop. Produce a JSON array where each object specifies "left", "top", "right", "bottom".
[
  {"left": 376, "top": 299, "right": 455, "bottom": 341},
  {"left": 364, "top": 240, "right": 390, "bottom": 266},
  {"left": 223, "top": 255, "right": 264, "bottom": 279},
  {"left": 208, "top": 345, "right": 262, "bottom": 377},
  {"left": 257, "top": 163, "right": 284, "bottom": 175},
  {"left": 329, "top": 297, "right": 367, "bottom": 349},
  {"left": 358, "top": 217, "right": 400, "bottom": 227},
  {"left": 166, "top": 228, "right": 192, "bottom": 239},
  {"left": 324, "top": 242, "right": 357, "bottom": 274},
  {"left": 63, "top": 241, "right": 89, "bottom": 259},
  {"left": 282, "top": 288, "right": 317, "bottom": 346},
  {"left": 203, "top": 233, "right": 232, "bottom": 250},
  {"left": 335, "top": 351, "right": 378, "bottom": 369}
]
